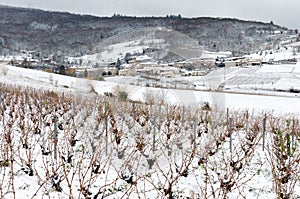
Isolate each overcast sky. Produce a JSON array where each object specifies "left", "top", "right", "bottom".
[{"left": 0, "top": 0, "right": 299, "bottom": 30}]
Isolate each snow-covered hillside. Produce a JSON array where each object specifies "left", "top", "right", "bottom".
[
  {"left": 1, "top": 64, "right": 300, "bottom": 115},
  {"left": 71, "top": 27, "right": 203, "bottom": 65}
]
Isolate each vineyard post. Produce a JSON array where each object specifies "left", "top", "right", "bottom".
[
  {"left": 1, "top": 92, "right": 4, "bottom": 126},
  {"left": 229, "top": 117, "right": 232, "bottom": 154},
  {"left": 262, "top": 113, "right": 266, "bottom": 151},
  {"left": 292, "top": 119, "right": 295, "bottom": 149},
  {"left": 226, "top": 108, "right": 229, "bottom": 131},
  {"left": 166, "top": 104, "right": 169, "bottom": 121},
  {"left": 132, "top": 102, "right": 135, "bottom": 119},
  {"left": 193, "top": 118, "right": 196, "bottom": 146},
  {"left": 72, "top": 96, "right": 75, "bottom": 118},
  {"left": 226, "top": 108, "right": 229, "bottom": 128},
  {"left": 39, "top": 98, "right": 42, "bottom": 129},
  {"left": 153, "top": 116, "right": 156, "bottom": 152},
  {"left": 158, "top": 105, "right": 161, "bottom": 133},
  {"left": 245, "top": 110, "right": 249, "bottom": 132},
  {"left": 94, "top": 96, "right": 97, "bottom": 118},
  {"left": 53, "top": 115, "right": 58, "bottom": 159},
  {"left": 0, "top": 92, "right": 4, "bottom": 127},
  {"left": 205, "top": 110, "right": 208, "bottom": 130},
  {"left": 105, "top": 101, "right": 108, "bottom": 156},
  {"left": 182, "top": 105, "right": 185, "bottom": 124}
]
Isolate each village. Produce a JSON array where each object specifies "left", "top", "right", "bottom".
[
  {"left": 1, "top": 48, "right": 297, "bottom": 80},
  {"left": 1, "top": 45, "right": 300, "bottom": 199}
]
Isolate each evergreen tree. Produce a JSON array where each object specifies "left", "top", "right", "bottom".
[
  {"left": 84, "top": 69, "right": 88, "bottom": 78},
  {"left": 116, "top": 58, "right": 121, "bottom": 69},
  {"left": 60, "top": 65, "right": 66, "bottom": 75}
]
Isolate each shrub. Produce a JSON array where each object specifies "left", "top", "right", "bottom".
[{"left": 118, "top": 91, "right": 128, "bottom": 101}]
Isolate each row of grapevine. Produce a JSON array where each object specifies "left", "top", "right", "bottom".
[{"left": 0, "top": 83, "right": 299, "bottom": 198}]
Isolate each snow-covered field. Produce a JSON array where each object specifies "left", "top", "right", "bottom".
[
  {"left": 1, "top": 63, "right": 300, "bottom": 115},
  {"left": 0, "top": 63, "right": 299, "bottom": 116},
  {"left": 0, "top": 62, "right": 300, "bottom": 199}
]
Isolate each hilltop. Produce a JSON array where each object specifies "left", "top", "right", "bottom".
[{"left": 0, "top": 5, "right": 295, "bottom": 58}]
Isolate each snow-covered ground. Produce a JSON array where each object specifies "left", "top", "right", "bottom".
[
  {"left": 1, "top": 62, "right": 300, "bottom": 199},
  {"left": 1, "top": 64, "right": 300, "bottom": 115},
  {"left": 77, "top": 40, "right": 151, "bottom": 65},
  {"left": 202, "top": 63, "right": 300, "bottom": 95}
]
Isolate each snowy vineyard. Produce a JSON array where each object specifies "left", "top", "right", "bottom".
[{"left": 0, "top": 83, "right": 300, "bottom": 199}]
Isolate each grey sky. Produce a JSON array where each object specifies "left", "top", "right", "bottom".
[{"left": 0, "top": 0, "right": 299, "bottom": 30}]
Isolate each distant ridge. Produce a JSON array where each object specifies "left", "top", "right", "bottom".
[{"left": 0, "top": 5, "right": 293, "bottom": 57}]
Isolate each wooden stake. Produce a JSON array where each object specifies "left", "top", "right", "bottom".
[
  {"left": 153, "top": 117, "right": 156, "bottom": 152},
  {"left": 229, "top": 117, "right": 232, "bottom": 154},
  {"left": 53, "top": 115, "right": 58, "bottom": 159},
  {"left": 105, "top": 101, "right": 108, "bottom": 156},
  {"left": 193, "top": 118, "right": 196, "bottom": 146},
  {"left": 263, "top": 114, "right": 266, "bottom": 151},
  {"left": 39, "top": 98, "right": 43, "bottom": 129},
  {"left": 1, "top": 93, "right": 4, "bottom": 126},
  {"left": 292, "top": 119, "right": 295, "bottom": 149}
]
